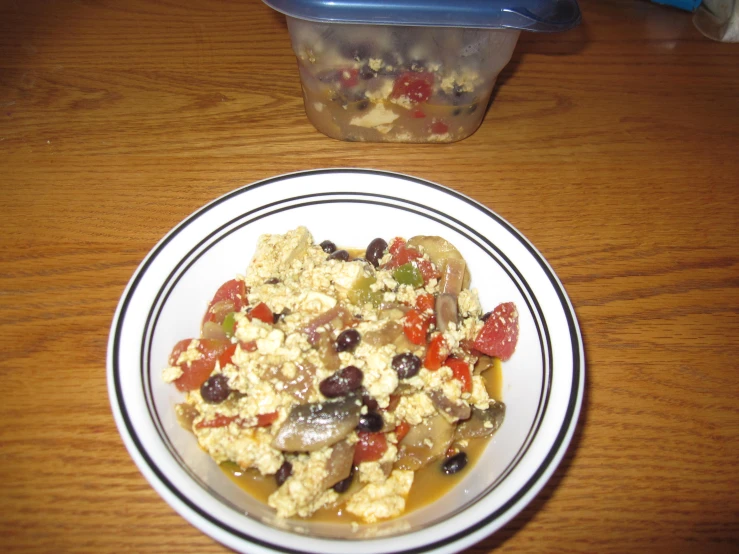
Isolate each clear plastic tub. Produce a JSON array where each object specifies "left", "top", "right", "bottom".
[{"left": 263, "top": 0, "right": 581, "bottom": 143}]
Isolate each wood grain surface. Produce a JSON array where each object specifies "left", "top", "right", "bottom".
[{"left": 1, "top": 0, "right": 738, "bottom": 552}]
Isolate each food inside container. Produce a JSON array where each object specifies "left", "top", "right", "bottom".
[{"left": 263, "top": 0, "right": 581, "bottom": 143}]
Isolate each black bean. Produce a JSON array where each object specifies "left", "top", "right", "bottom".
[
  {"left": 332, "top": 468, "right": 354, "bottom": 493},
  {"left": 481, "top": 311, "right": 493, "bottom": 322},
  {"left": 273, "top": 308, "right": 290, "bottom": 324},
  {"left": 319, "top": 365, "right": 364, "bottom": 398},
  {"left": 452, "top": 108, "right": 462, "bottom": 116},
  {"left": 359, "top": 65, "right": 376, "bottom": 80},
  {"left": 452, "top": 83, "right": 465, "bottom": 97},
  {"left": 360, "top": 389, "right": 379, "bottom": 412},
  {"left": 264, "top": 277, "right": 280, "bottom": 285},
  {"left": 356, "top": 99, "right": 369, "bottom": 111},
  {"left": 468, "top": 103, "right": 478, "bottom": 114},
  {"left": 391, "top": 352, "right": 422, "bottom": 379},
  {"left": 275, "top": 461, "right": 293, "bottom": 487},
  {"left": 357, "top": 412, "right": 383, "bottom": 433},
  {"left": 365, "top": 237, "right": 388, "bottom": 268},
  {"left": 320, "top": 240, "right": 337, "bottom": 254},
  {"left": 328, "top": 249, "right": 350, "bottom": 261},
  {"left": 442, "top": 452, "right": 468, "bottom": 475},
  {"left": 200, "top": 374, "right": 231, "bottom": 404},
  {"left": 335, "top": 328, "right": 361, "bottom": 353}
]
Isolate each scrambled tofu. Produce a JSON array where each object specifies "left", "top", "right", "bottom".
[{"left": 164, "top": 227, "right": 511, "bottom": 523}]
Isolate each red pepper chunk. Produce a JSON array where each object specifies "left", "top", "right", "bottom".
[
  {"left": 395, "top": 421, "right": 411, "bottom": 442},
  {"left": 445, "top": 358, "right": 472, "bottom": 393},
  {"left": 256, "top": 411, "right": 279, "bottom": 427},
  {"left": 415, "top": 258, "right": 440, "bottom": 285},
  {"left": 248, "top": 302, "right": 273, "bottom": 324},
  {"left": 391, "top": 71, "right": 433, "bottom": 104},
  {"left": 403, "top": 308, "right": 430, "bottom": 346},
  {"left": 353, "top": 431, "right": 388, "bottom": 464},
  {"left": 424, "top": 333, "right": 448, "bottom": 370},
  {"left": 195, "top": 414, "right": 237, "bottom": 429},
  {"left": 473, "top": 302, "right": 519, "bottom": 361}
]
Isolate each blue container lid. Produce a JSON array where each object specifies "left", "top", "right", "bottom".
[{"left": 262, "top": 0, "right": 581, "bottom": 32}]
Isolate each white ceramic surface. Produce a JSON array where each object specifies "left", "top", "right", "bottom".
[{"left": 107, "top": 169, "right": 585, "bottom": 554}]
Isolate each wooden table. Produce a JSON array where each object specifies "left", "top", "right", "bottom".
[{"left": 2, "top": 0, "right": 738, "bottom": 552}]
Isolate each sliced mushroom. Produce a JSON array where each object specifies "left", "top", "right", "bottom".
[
  {"left": 435, "top": 293, "right": 458, "bottom": 333},
  {"left": 454, "top": 402, "right": 506, "bottom": 441},
  {"left": 272, "top": 396, "right": 361, "bottom": 452},
  {"left": 439, "top": 258, "right": 466, "bottom": 296},
  {"left": 406, "top": 236, "right": 471, "bottom": 289},
  {"left": 428, "top": 389, "right": 471, "bottom": 422},
  {"left": 395, "top": 412, "right": 455, "bottom": 471},
  {"left": 473, "top": 354, "right": 496, "bottom": 375},
  {"left": 321, "top": 440, "right": 356, "bottom": 489}
]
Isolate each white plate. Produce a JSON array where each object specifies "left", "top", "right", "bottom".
[{"left": 107, "top": 169, "right": 584, "bottom": 554}]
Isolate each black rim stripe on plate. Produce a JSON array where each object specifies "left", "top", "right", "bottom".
[
  {"left": 142, "top": 196, "right": 549, "bottom": 538},
  {"left": 112, "top": 169, "right": 582, "bottom": 554}
]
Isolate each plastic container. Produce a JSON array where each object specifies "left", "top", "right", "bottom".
[{"left": 263, "top": 0, "right": 581, "bottom": 143}]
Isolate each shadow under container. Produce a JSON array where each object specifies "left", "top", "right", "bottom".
[{"left": 263, "top": 0, "right": 581, "bottom": 143}]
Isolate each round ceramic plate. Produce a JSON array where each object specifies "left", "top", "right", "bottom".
[{"left": 107, "top": 169, "right": 584, "bottom": 554}]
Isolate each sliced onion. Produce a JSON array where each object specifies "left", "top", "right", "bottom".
[
  {"left": 321, "top": 439, "right": 356, "bottom": 489},
  {"left": 301, "top": 304, "right": 354, "bottom": 345},
  {"left": 435, "top": 293, "right": 458, "bottom": 333},
  {"left": 439, "top": 258, "right": 466, "bottom": 296}
]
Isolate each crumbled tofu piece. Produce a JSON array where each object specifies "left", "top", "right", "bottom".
[
  {"left": 176, "top": 339, "right": 202, "bottom": 365},
  {"left": 349, "top": 104, "right": 399, "bottom": 129},
  {"left": 161, "top": 365, "right": 183, "bottom": 383},
  {"left": 196, "top": 426, "right": 284, "bottom": 475},
  {"left": 458, "top": 289, "right": 482, "bottom": 318},
  {"left": 268, "top": 450, "right": 338, "bottom": 518},
  {"left": 346, "top": 470, "right": 414, "bottom": 523}
]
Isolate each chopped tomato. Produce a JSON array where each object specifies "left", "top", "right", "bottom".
[
  {"left": 353, "top": 431, "right": 388, "bottom": 464},
  {"left": 445, "top": 357, "right": 472, "bottom": 393},
  {"left": 473, "top": 302, "right": 519, "bottom": 361},
  {"left": 195, "top": 414, "right": 237, "bottom": 429},
  {"left": 395, "top": 421, "right": 411, "bottom": 442},
  {"left": 384, "top": 242, "right": 421, "bottom": 270},
  {"left": 339, "top": 68, "right": 359, "bottom": 88},
  {"left": 403, "top": 308, "right": 430, "bottom": 346},
  {"left": 415, "top": 293, "right": 435, "bottom": 316},
  {"left": 203, "top": 279, "right": 246, "bottom": 326},
  {"left": 424, "top": 333, "right": 448, "bottom": 370},
  {"left": 430, "top": 120, "right": 449, "bottom": 135},
  {"left": 412, "top": 109, "right": 426, "bottom": 118},
  {"left": 171, "top": 339, "right": 231, "bottom": 391},
  {"left": 391, "top": 71, "right": 433, "bottom": 104},
  {"left": 416, "top": 258, "right": 440, "bottom": 285},
  {"left": 248, "top": 302, "right": 273, "bottom": 324},
  {"left": 256, "top": 411, "right": 279, "bottom": 427}
]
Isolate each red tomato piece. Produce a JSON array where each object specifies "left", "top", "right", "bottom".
[
  {"left": 240, "top": 340, "right": 258, "bottom": 352},
  {"left": 445, "top": 357, "right": 472, "bottom": 393},
  {"left": 384, "top": 243, "right": 421, "bottom": 270},
  {"left": 202, "top": 279, "right": 246, "bottom": 326},
  {"left": 195, "top": 414, "right": 237, "bottom": 429},
  {"left": 415, "top": 293, "right": 435, "bottom": 314},
  {"left": 339, "top": 68, "right": 359, "bottom": 88},
  {"left": 353, "top": 431, "right": 388, "bottom": 464},
  {"left": 430, "top": 120, "right": 449, "bottom": 135},
  {"left": 403, "top": 308, "right": 430, "bottom": 346},
  {"left": 473, "top": 302, "right": 519, "bottom": 361},
  {"left": 391, "top": 71, "right": 433, "bottom": 104},
  {"left": 168, "top": 339, "right": 192, "bottom": 367},
  {"left": 171, "top": 338, "right": 231, "bottom": 391},
  {"left": 256, "top": 411, "right": 279, "bottom": 427},
  {"left": 424, "top": 333, "right": 448, "bottom": 370},
  {"left": 395, "top": 421, "right": 411, "bottom": 442},
  {"left": 248, "top": 302, "right": 273, "bottom": 324},
  {"left": 412, "top": 109, "right": 426, "bottom": 119}
]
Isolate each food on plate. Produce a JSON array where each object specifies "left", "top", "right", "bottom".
[{"left": 162, "top": 227, "right": 519, "bottom": 523}]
